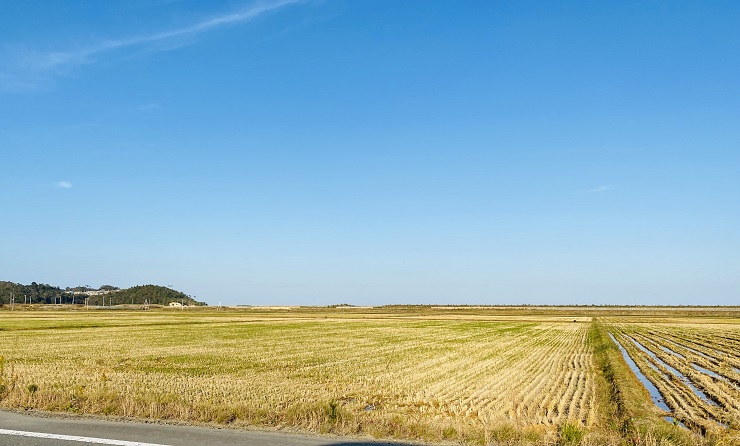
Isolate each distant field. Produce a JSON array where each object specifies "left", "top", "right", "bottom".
[{"left": 0, "top": 307, "right": 739, "bottom": 445}]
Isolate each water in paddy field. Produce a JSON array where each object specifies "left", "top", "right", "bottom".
[
  {"left": 664, "top": 416, "right": 687, "bottom": 429},
  {"left": 626, "top": 336, "right": 719, "bottom": 407},
  {"left": 690, "top": 363, "right": 722, "bottom": 380},
  {"left": 608, "top": 333, "right": 670, "bottom": 412},
  {"left": 659, "top": 345, "right": 685, "bottom": 359},
  {"left": 687, "top": 363, "right": 740, "bottom": 396},
  {"left": 645, "top": 361, "right": 664, "bottom": 375},
  {"left": 661, "top": 337, "right": 713, "bottom": 360}
]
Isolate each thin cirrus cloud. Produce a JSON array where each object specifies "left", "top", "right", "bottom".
[
  {"left": 585, "top": 185, "right": 613, "bottom": 193},
  {"left": 138, "top": 102, "right": 161, "bottom": 112},
  {"left": 1, "top": 0, "right": 305, "bottom": 92},
  {"left": 56, "top": 181, "right": 73, "bottom": 189}
]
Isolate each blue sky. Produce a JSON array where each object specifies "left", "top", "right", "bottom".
[{"left": 1, "top": 1, "right": 738, "bottom": 305}]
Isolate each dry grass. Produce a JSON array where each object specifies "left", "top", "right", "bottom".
[
  {"left": 2, "top": 307, "right": 739, "bottom": 444},
  {"left": 0, "top": 309, "right": 608, "bottom": 444}
]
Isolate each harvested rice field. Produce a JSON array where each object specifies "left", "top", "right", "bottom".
[
  {"left": 604, "top": 316, "right": 740, "bottom": 438},
  {"left": 0, "top": 307, "right": 739, "bottom": 445}
]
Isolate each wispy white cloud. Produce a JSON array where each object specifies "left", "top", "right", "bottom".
[
  {"left": 138, "top": 102, "right": 160, "bottom": 112},
  {"left": 1, "top": 0, "right": 304, "bottom": 92},
  {"left": 56, "top": 181, "right": 73, "bottom": 189},
  {"left": 585, "top": 185, "right": 613, "bottom": 193}
]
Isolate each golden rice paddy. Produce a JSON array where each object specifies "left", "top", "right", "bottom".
[{"left": 0, "top": 307, "right": 739, "bottom": 445}]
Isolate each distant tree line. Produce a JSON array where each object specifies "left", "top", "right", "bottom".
[
  {"left": 0, "top": 281, "right": 205, "bottom": 306},
  {"left": 0, "top": 281, "right": 74, "bottom": 304}
]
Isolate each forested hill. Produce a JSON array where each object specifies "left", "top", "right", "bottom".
[
  {"left": 110, "top": 285, "right": 206, "bottom": 306},
  {"left": 0, "top": 281, "right": 70, "bottom": 304},
  {"left": 0, "top": 281, "right": 205, "bottom": 306}
]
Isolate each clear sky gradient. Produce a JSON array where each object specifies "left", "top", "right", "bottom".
[{"left": 1, "top": 1, "right": 738, "bottom": 305}]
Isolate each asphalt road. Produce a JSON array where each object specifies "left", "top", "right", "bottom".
[{"left": 0, "top": 411, "right": 416, "bottom": 446}]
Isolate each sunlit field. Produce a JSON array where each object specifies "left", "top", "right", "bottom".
[{"left": 1, "top": 307, "right": 739, "bottom": 445}]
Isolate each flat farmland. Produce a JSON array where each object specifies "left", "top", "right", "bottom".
[{"left": 1, "top": 308, "right": 739, "bottom": 445}]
